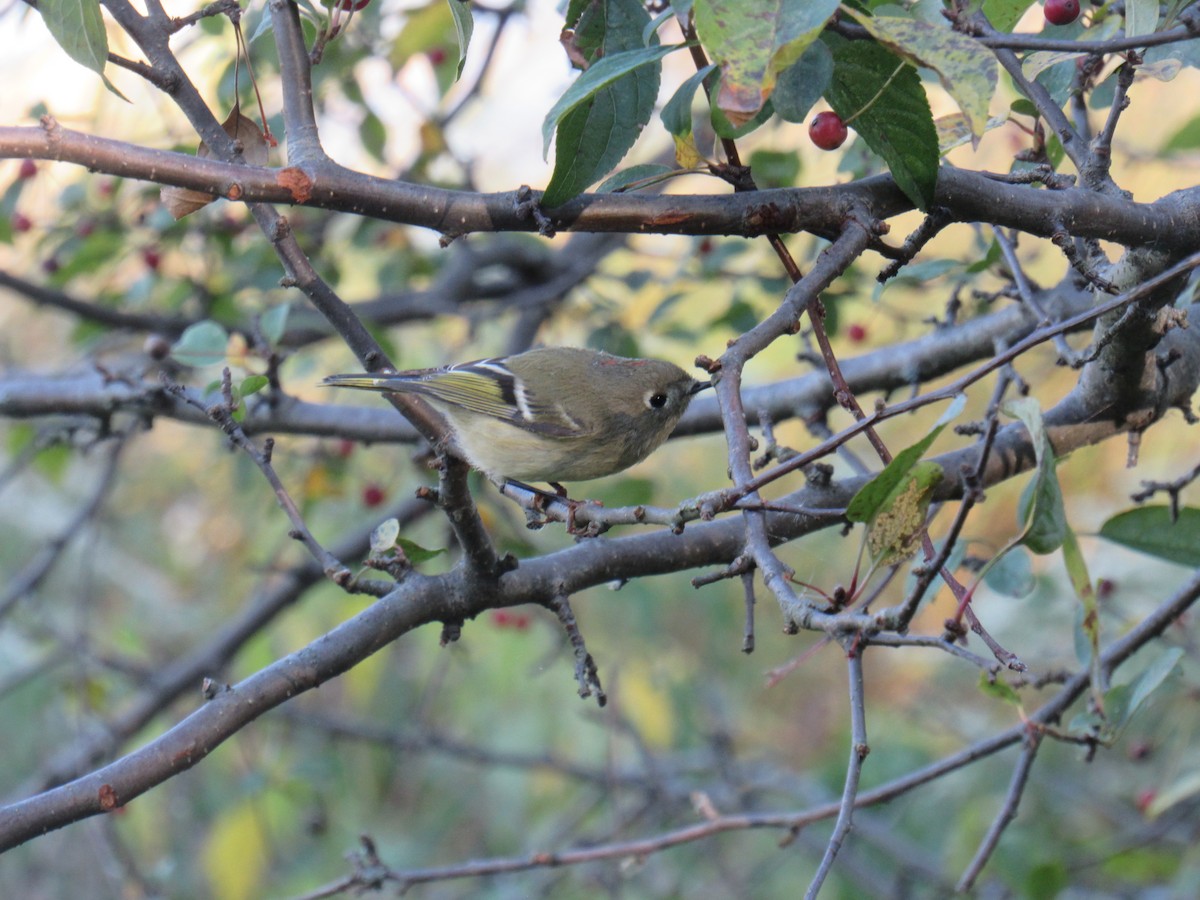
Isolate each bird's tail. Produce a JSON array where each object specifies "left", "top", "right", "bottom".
[{"left": 321, "top": 374, "right": 401, "bottom": 392}]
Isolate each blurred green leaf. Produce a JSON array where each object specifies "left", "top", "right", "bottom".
[
  {"left": 772, "top": 40, "right": 834, "bottom": 123},
  {"left": 240, "top": 375, "right": 269, "bottom": 398},
  {"left": 983, "top": 546, "right": 1036, "bottom": 598},
  {"left": 1006, "top": 397, "right": 1067, "bottom": 555},
  {"left": 983, "top": 0, "right": 1036, "bottom": 32},
  {"left": 172, "top": 321, "right": 230, "bottom": 367},
  {"left": 749, "top": 149, "right": 801, "bottom": 188},
  {"left": 1125, "top": 0, "right": 1160, "bottom": 38},
  {"left": 1112, "top": 647, "right": 1183, "bottom": 732},
  {"left": 978, "top": 671, "right": 1022, "bottom": 705},
  {"left": 447, "top": 0, "right": 474, "bottom": 79},
  {"left": 260, "top": 303, "right": 290, "bottom": 346},
  {"left": 1100, "top": 507, "right": 1200, "bottom": 566}
]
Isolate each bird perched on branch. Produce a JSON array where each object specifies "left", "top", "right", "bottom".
[{"left": 323, "top": 346, "right": 708, "bottom": 486}]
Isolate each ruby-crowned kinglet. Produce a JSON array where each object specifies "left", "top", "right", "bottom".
[{"left": 323, "top": 347, "right": 707, "bottom": 484}]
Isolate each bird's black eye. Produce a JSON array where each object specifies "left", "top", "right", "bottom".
[{"left": 648, "top": 392, "right": 668, "bottom": 409}]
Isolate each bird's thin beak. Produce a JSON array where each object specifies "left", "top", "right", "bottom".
[{"left": 689, "top": 380, "right": 714, "bottom": 396}]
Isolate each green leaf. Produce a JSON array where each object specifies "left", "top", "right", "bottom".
[
  {"left": 693, "top": 0, "right": 840, "bottom": 125},
  {"left": 823, "top": 35, "right": 939, "bottom": 210},
  {"left": 446, "top": 0, "right": 474, "bottom": 79},
  {"left": 982, "top": 0, "right": 1036, "bottom": 32},
  {"left": 978, "top": 671, "right": 1022, "bottom": 706},
  {"left": 1116, "top": 647, "right": 1183, "bottom": 731},
  {"left": 846, "top": 393, "right": 965, "bottom": 523},
  {"left": 772, "top": 40, "right": 834, "bottom": 123},
  {"left": 37, "top": 0, "right": 109, "bottom": 78},
  {"left": 1125, "top": 0, "right": 1160, "bottom": 38},
  {"left": 172, "top": 321, "right": 230, "bottom": 367},
  {"left": 850, "top": 13, "right": 998, "bottom": 142},
  {"left": 541, "top": 0, "right": 674, "bottom": 211},
  {"left": 1099, "top": 506, "right": 1200, "bottom": 566},
  {"left": 397, "top": 537, "right": 447, "bottom": 564},
  {"left": 982, "top": 546, "right": 1036, "bottom": 598},
  {"left": 1005, "top": 397, "right": 1067, "bottom": 555},
  {"left": 239, "top": 375, "right": 269, "bottom": 398},
  {"left": 1164, "top": 112, "right": 1200, "bottom": 153},
  {"left": 260, "top": 303, "right": 291, "bottom": 346},
  {"left": 660, "top": 64, "right": 716, "bottom": 137},
  {"left": 596, "top": 164, "right": 676, "bottom": 193},
  {"left": 541, "top": 44, "right": 674, "bottom": 158},
  {"left": 1063, "top": 527, "right": 1099, "bottom": 683},
  {"left": 749, "top": 149, "right": 801, "bottom": 188}
]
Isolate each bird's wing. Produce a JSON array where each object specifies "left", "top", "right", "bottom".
[{"left": 418, "top": 361, "right": 587, "bottom": 437}]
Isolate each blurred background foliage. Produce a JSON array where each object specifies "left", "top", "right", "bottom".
[{"left": 2, "top": 0, "right": 1200, "bottom": 897}]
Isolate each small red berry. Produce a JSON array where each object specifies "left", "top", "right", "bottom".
[
  {"left": 1096, "top": 577, "right": 1116, "bottom": 599},
  {"left": 1044, "top": 0, "right": 1080, "bottom": 26},
  {"left": 12, "top": 212, "right": 32, "bottom": 233},
  {"left": 427, "top": 47, "right": 448, "bottom": 66},
  {"left": 334, "top": 439, "right": 356, "bottom": 459},
  {"left": 41, "top": 257, "right": 59, "bottom": 274},
  {"left": 362, "top": 483, "right": 386, "bottom": 507},
  {"left": 142, "top": 248, "right": 161, "bottom": 271},
  {"left": 809, "top": 111, "right": 849, "bottom": 151},
  {"left": 846, "top": 323, "right": 867, "bottom": 343},
  {"left": 337, "top": 0, "right": 371, "bottom": 10},
  {"left": 17, "top": 158, "right": 37, "bottom": 180},
  {"left": 698, "top": 237, "right": 714, "bottom": 256}
]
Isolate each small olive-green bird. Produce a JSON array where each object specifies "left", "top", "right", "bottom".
[{"left": 323, "top": 347, "right": 708, "bottom": 484}]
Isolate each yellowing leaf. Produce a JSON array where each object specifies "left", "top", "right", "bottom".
[
  {"left": 865, "top": 461, "right": 943, "bottom": 565},
  {"left": 693, "top": 0, "right": 839, "bottom": 126},
  {"left": 203, "top": 801, "right": 267, "bottom": 900},
  {"left": 621, "top": 666, "right": 674, "bottom": 747},
  {"left": 851, "top": 14, "right": 998, "bottom": 142}
]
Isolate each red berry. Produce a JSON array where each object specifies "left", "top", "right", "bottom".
[
  {"left": 362, "top": 483, "right": 386, "bottom": 507},
  {"left": 1096, "top": 577, "right": 1116, "bottom": 599},
  {"left": 337, "top": 0, "right": 371, "bottom": 10},
  {"left": 491, "top": 610, "right": 531, "bottom": 630},
  {"left": 334, "top": 439, "right": 356, "bottom": 459},
  {"left": 11, "top": 212, "right": 32, "bottom": 233},
  {"left": 1044, "top": 0, "right": 1080, "bottom": 26},
  {"left": 427, "top": 47, "right": 448, "bottom": 66},
  {"left": 698, "top": 237, "right": 714, "bottom": 255},
  {"left": 846, "top": 323, "right": 867, "bottom": 343},
  {"left": 41, "top": 257, "right": 59, "bottom": 274},
  {"left": 809, "top": 111, "right": 849, "bottom": 151},
  {"left": 142, "top": 248, "right": 161, "bottom": 271},
  {"left": 17, "top": 158, "right": 37, "bottom": 180}
]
